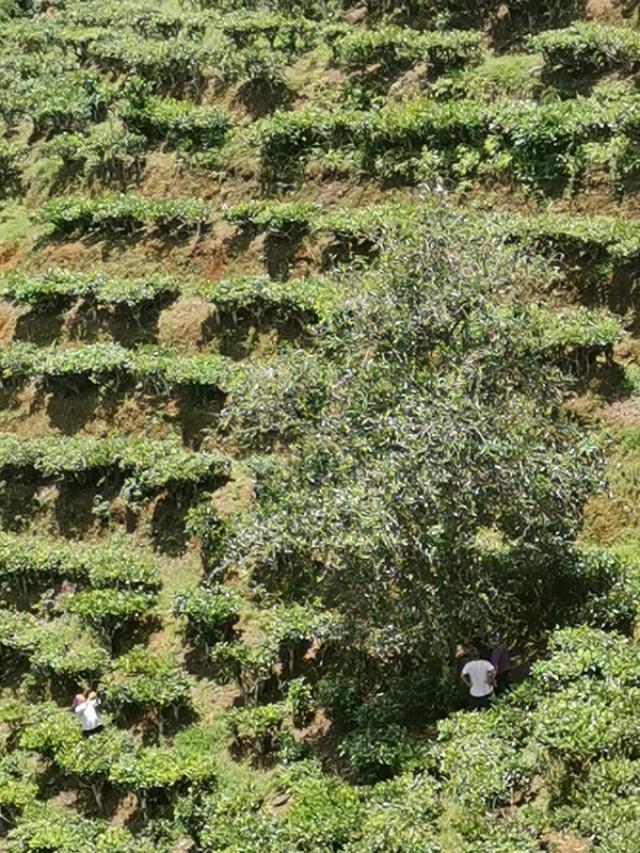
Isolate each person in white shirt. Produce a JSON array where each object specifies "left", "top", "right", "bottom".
[
  {"left": 72, "top": 691, "right": 104, "bottom": 737},
  {"left": 461, "top": 647, "right": 496, "bottom": 711}
]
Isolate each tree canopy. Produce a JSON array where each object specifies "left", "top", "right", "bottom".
[{"left": 222, "top": 205, "right": 610, "bottom": 717}]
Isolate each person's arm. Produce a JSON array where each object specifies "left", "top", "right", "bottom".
[
  {"left": 460, "top": 664, "right": 471, "bottom": 688},
  {"left": 88, "top": 691, "right": 100, "bottom": 707},
  {"left": 488, "top": 664, "right": 497, "bottom": 689}
]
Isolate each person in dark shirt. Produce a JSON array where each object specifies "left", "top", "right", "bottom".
[
  {"left": 490, "top": 634, "right": 512, "bottom": 696},
  {"left": 472, "top": 635, "right": 492, "bottom": 662}
]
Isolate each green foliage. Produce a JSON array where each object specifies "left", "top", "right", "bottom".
[
  {"left": 7, "top": 801, "right": 147, "bottom": 852},
  {"left": 110, "top": 739, "right": 217, "bottom": 794},
  {"left": 239, "top": 46, "right": 289, "bottom": 87},
  {"left": 1, "top": 1, "right": 639, "bottom": 847},
  {"left": 196, "top": 273, "right": 343, "bottom": 323},
  {"left": 123, "top": 86, "right": 232, "bottom": 152},
  {"left": 439, "top": 54, "right": 541, "bottom": 102},
  {"left": 224, "top": 200, "right": 322, "bottom": 236},
  {"left": 63, "top": 589, "right": 157, "bottom": 645},
  {"left": 338, "top": 724, "right": 419, "bottom": 783},
  {"left": 0, "top": 342, "right": 236, "bottom": 397},
  {"left": 0, "top": 532, "right": 160, "bottom": 593},
  {"left": 502, "top": 208, "right": 640, "bottom": 264},
  {"left": 86, "top": 33, "right": 210, "bottom": 94},
  {"left": 221, "top": 351, "right": 336, "bottom": 451},
  {"left": 0, "top": 434, "right": 229, "bottom": 505},
  {"left": 184, "top": 502, "right": 227, "bottom": 573},
  {"left": 43, "top": 125, "right": 147, "bottom": 186},
  {"left": 37, "top": 194, "right": 214, "bottom": 235},
  {"left": 210, "top": 602, "right": 342, "bottom": 701},
  {"left": 0, "top": 269, "right": 342, "bottom": 330},
  {"left": 220, "top": 206, "right": 606, "bottom": 717},
  {"left": 64, "top": 0, "right": 206, "bottom": 38},
  {"left": 18, "top": 701, "right": 81, "bottom": 755},
  {"left": 0, "top": 609, "right": 109, "bottom": 679},
  {"left": 532, "top": 679, "right": 640, "bottom": 763},
  {"left": 0, "top": 140, "right": 26, "bottom": 193},
  {"left": 286, "top": 677, "right": 314, "bottom": 727},
  {"left": 101, "top": 647, "right": 194, "bottom": 715},
  {"left": 221, "top": 11, "right": 317, "bottom": 55},
  {"left": 28, "top": 195, "right": 640, "bottom": 275},
  {"left": 1, "top": 67, "right": 114, "bottom": 139},
  {"left": 0, "top": 751, "right": 38, "bottom": 823},
  {"left": 254, "top": 92, "right": 640, "bottom": 190},
  {"left": 529, "top": 304, "right": 621, "bottom": 373},
  {"left": 276, "top": 760, "right": 364, "bottom": 851},
  {"left": 530, "top": 23, "right": 640, "bottom": 75},
  {"left": 0, "top": 268, "right": 180, "bottom": 310},
  {"left": 34, "top": 193, "right": 422, "bottom": 243},
  {"left": 194, "top": 758, "right": 364, "bottom": 852},
  {"left": 173, "top": 585, "right": 241, "bottom": 652},
  {"left": 331, "top": 26, "right": 483, "bottom": 72},
  {"left": 553, "top": 758, "right": 640, "bottom": 851},
  {"left": 351, "top": 772, "right": 441, "bottom": 853},
  {"left": 526, "top": 627, "right": 640, "bottom": 763},
  {"left": 253, "top": 107, "right": 363, "bottom": 180},
  {"left": 228, "top": 702, "right": 294, "bottom": 760},
  {"left": 436, "top": 711, "right": 528, "bottom": 814},
  {"left": 0, "top": 0, "right": 21, "bottom": 21},
  {"left": 56, "top": 727, "right": 134, "bottom": 778}
]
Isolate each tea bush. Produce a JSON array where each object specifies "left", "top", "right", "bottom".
[
  {"left": 228, "top": 702, "right": 294, "bottom": 760},
  {"left": 0, "top": 532, "right": 160, "bottom": 593},
  {"left": 0, "top": 752, "right": 38, "bottom": 827},
  {"left": 0, "top": 269, "right": 180, "bottom": 310},
  {"left": 0, "top": 610, "right": 109, "bottom": 681},
  {"left": 123, "top": 87, "right": 232, "bottom": 152},
  {"left": 173, "top": 585, "right": 241, "bottom": 653},
  {"left": 7, "top": 801, "right": 147, "bottom": 852},
  {"left": 530, "top": 23, "right": 640, "bottom": 75},
  {"left": 0, "top": 434, "right": 230, "bottom": 505},
  {"left": 43, "top": 126, "right": 147, "bottom": 186},
  {"left": 221, "top": 11, "right": 318, "bottom": 56},
  {"left": 0, "top": 342, "right": 236, "bottom": 397},
  {"left": 37, "top": 194, "right": 215, "bottom": 235},
  {"left": 64, "top": 589, "right": 157, "bottom": 649},
  {"left": 331, "top": 27, "right": 483, "bottom": 72},
  {"left": 86, "top": 34, "right": 211, "bottom": 94},
  {"left": 100, "top": 647, "right": 194, "bottom": 725},
  {"left": 0, "top": 140, "right": 26, "bottom": 193}
]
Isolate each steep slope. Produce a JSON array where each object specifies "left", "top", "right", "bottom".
[{"left": 0, "top": 1, "right": 639, "bottom": 851}]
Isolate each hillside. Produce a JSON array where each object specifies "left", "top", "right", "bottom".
[{"left": 1, "top": 0, "right": 640, "bottom": 851}]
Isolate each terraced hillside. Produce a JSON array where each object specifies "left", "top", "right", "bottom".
[{"left": 1, "top": 0, "right": 640, "bottom": 851}]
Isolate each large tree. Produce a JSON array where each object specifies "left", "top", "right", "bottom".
[{"left": 222, "top": 204, "right": 607, "bottom": 717}]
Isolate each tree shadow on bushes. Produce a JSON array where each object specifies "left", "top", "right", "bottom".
[
  {"left": 382, "top": 0, "right": 588, "bottom": 50},
  {"left": 0, "top": 477, "right": 42, "bottom": 531},
  {"left": 54, "top": 474, "right": 122, "bottom": 538},
  {"left": 320, "top": 235, "right": 379, "bottom": 272},
  {"left": 45, "top": 381, "right": 101, "bottom": 435},
  {"left": 235, "top": 78, "right": 293, "bottom": 119},
  {"left": 13, "top": 307, "right": 65, "bottom": 345}
]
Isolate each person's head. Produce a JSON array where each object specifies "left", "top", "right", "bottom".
[
  {"left": 468, "top": 646, "right": 480, "bottom": 661},
  {"left": 489, "top": 633, "right": 501, "bottom": 646},
  {"left": 72, "top": 693, "right": 86, "bottom": 709}
]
